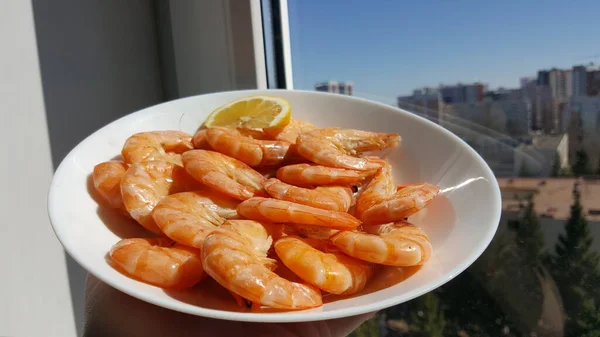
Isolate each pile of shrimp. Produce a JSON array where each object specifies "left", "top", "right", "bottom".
[{"left": 92, "top": 115, "right": 441, "bottom": 311}]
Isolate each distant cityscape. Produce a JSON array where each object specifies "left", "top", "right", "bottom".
[{"left": 315, "top": 64, "right": 600, "bottom": 178}]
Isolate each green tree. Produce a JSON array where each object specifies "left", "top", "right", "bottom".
[
  {"left": 508, "top": 197, "right": 547, "bottom": 271},
  {"left": 409, "top": 292, "right": 446, "bottom": 337},
  {"left": 560, "top": 166, "right": 574, "bottom": 177},
  {"left": 437, "top": 270, "right": 523, "bottom": 337},
  {"left": 572, "top": 149, "right": 590, "bottom": 176},
  {"left": 551, "top": 154, "right": 561, "bottom": 177},
  {"left": 576, "top": 297, "right": 600, "bottom": 337},
  {"left": 550, "top": 184, "right": 600, "bottom": 336}
]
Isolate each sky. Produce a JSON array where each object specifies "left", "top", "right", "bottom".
[{"left": 288, "top": 0, "right": 600, "bottom": 105}]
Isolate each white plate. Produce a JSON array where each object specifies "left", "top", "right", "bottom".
[{"left": 48, "top": 89, "right": 501, "bottom": 322}]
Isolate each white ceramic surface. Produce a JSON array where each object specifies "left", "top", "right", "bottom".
[{"left": 48, "top": 89, "right": 501, "bottom": 322}]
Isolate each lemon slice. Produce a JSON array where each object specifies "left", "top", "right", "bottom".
[{"left": 203, "top": 95, "right": 291, "bottom": 129}]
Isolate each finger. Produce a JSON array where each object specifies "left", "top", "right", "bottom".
[
  {"left": 261, "top": 312, "right": 377, "bottom": 337},
  {"left": 82, "top": 274, "right": 247, "bottom": 337},
  {"left": 324, "top": 312, "right": 378, "bottom": 337}
]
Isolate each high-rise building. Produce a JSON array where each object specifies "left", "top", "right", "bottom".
[
  {"left": 439, "top": 82, "right": 485, "bottom": 104},
  {"left": 548, "top": 68, "right": 572, "bottom": 103},
  {"left": 397, "top": 87, "right": 442, "bottom": 120},
  {"left": 562, "top": 96, "right": 600, "bottom": 172},
  {"left": 588, "top": 69, "right": 600, "bottom": 96},
  {"left": 534, "top": 86, "right": 554, "bottom": 133},
  {"left": 315, "top": 81, "right": 353, "bottom": 95},
  {"left": 537, "top": 70, "right": 550, "bottom": 86},
  {"left": 520, "top": 77, "right": 536, "bottom": 89},
  {"left": 572, "top": 65, "right": 588, "bottom": 97},
  {"left": 535, "top": 68, "right": 574, "bottom": 134}
]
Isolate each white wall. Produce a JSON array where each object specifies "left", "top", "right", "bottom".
[
  {"left": 0, "top": 1, "right": 77, "bottom": 336},
  {"left": 30, "top": 1, "right": 165, "bottom": 335},
  {"left": 0, "top": 1, "right": 264, "bottom": 335}
]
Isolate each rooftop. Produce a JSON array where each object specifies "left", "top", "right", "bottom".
[{"left": 498, "top": 177, "right": 600, "bottom": 221}]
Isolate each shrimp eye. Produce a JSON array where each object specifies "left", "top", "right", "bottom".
[{"left": 351, "top": 185, "right": 359, "bottom": 193}]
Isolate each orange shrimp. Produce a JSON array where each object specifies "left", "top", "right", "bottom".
[
  {"left": 181, "top": 150, "right": 266, "bottom": 200},
  {"left": 92, "top": 161, "right": 128, "bottom": 211},
  {"left": 201, "top": 220, "right": 322, "bottom": 309},
  {"left": 330, "top": 221, "right": 432, "bottom": 266},
  {"left": 276, "top": 163, "right": 368, "bottom": 188},
  {"left": 283, "top": 224, "right": 340, "bottom": 240},
  {"left": 263, "top": 178, "right": 353, "bottom": 212},
  {"left": 355, "top": 160, "right": 440, "bottom": 225},
  {"left": 120, "top": 160, "right": 201, "bottom": 233},
  {"left": 265, "top": 119, "right": 317, "bottom": 143},
  {"left": 109, "top": 238, "right": 205, "bottom": 289},
  {"left": 152, "top": 191, "right": 240, "bottom": 248},
  {"left": 296, "top": 128, "right": 399, "bottom": 171},
  {"left": 192, "top": 128, "right": 271, "bottom": 150},
  {"left": 121, "top": 131, "right": 193, "bottom": 166},
  {"left": 204, "top": 127, "right": 292, "bottom": 167},
  {"left": 192, "top": 129, "right": 211, "bottom": 150},
  {"left": 237, "top": 197, "right": 361, "bottom": 229},
  {"left": 274, "top": 236, "right": 374, "bottom": 295}
]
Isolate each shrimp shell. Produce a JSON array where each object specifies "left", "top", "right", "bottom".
[
  {"left": 330, "top": 221, "right": 432, "bottom": 266},
  {"left": 275, "top": 236, "right": 374, "bottom": 295},
  {"left": 356, "top": 160, "right": 440, "bottom": 225},
  {"left": 109, "top": 238, "right": 205, "bottom": 289},
  {"left": 263, "top": 178, "right": 353, "bottom": 212},
  {"left": 205, "top": 127, "right": 292, "bottom": 167},
  {"left": 152, "top": 191, "right": 240, "bottom": 248},
  {"left": 120, "top": 160, "right": 200, "bottom": 233},
  {"left": 276, "top": 163, "right": 366, "bottom": 188},
  {"left": 201, "top": 220, "right": 322, "bottom": 309},
  {"left": 283, "top": 224, "right": 340, "bottom": 241},
  {"left": 192, "top": 129, "right": 211, "bottom": 150},
  {"left": 121, "top": 131, "right": 193, "bottom": 166},
  {"left": 265, "top": 119, "right": 317, "bottom": 143},
  {"left": 193, "top": 127, "right": 274, "bottom": 150},
  {"left": 237, "top": 197, "right": 361, "bottom": 229},
  {"left": 92, "top": 161, "right": 128, "bottom": 211},
  {"left": 296, "top": 128, "right": 399, "bottom": 171},
  {"left": 182, "top": 150, "right": 266, "bottom": 200}
]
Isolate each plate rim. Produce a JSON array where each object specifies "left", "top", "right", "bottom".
[{"left": 47, "top": 88, "right": 502, "bottom": 322}]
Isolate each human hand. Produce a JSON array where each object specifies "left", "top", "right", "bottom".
[{"left": 83, "top": 274, "right": 376, "bottom": 337}]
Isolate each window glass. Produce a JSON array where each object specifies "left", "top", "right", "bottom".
[{"left": 289, "top": 1, "right": 600, "bottom": 336}]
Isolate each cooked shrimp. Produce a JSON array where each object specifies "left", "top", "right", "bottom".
[
  {"left": 276, "top": 163, "right": 368, "bottom": 187},
  {"left": 192, "top": 129, "right": 211, "bottom": 149},
  {"left": 192, "top": 128, "right": 271, "bottom": 150},
  {"left": 330, "top": 221, "right": 432, "bottom": 266},
  {"left": 283, "top": 224, "right": 339, "bottom": 240},
  {"left": 202, "top": 220, "right": 322, "bottom": 309},
  {"left": 356, "top": 160, "right": 440, "bottom": 225},
  {"left": 109, "top": 238, "right": 205, "bottom": 289},
  {"left": 182, "top": 150, "right": 266, "bottom": 200},
  {"left": 120, "top": 160, "right": 201, "bottom": 233},
  {"left": 122, "top": 131, "right": 193, "bottom": 166},
  {"left": 263, "top": 178, "right": 353, "bottom": 212},
  {"left": 237, "top": 197, "right": 361, "bottom": 229},
  {"left": 92, "top": 161, "right": 128, "bottom": 211},
  {"left": 265, "top": 119, "right": 317, "bottom": 143},
  {"left": 274, "top": 236, "right": 374, "bottom": 295},
  {"left": 296, "top": 128, "right": 399, "bottom": 171},
  {"left": 204, "top": 127, "right": 292, "bottom": 167},
  {"left": 152, "top": 191, "right": 240, "bottom": 248}
]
